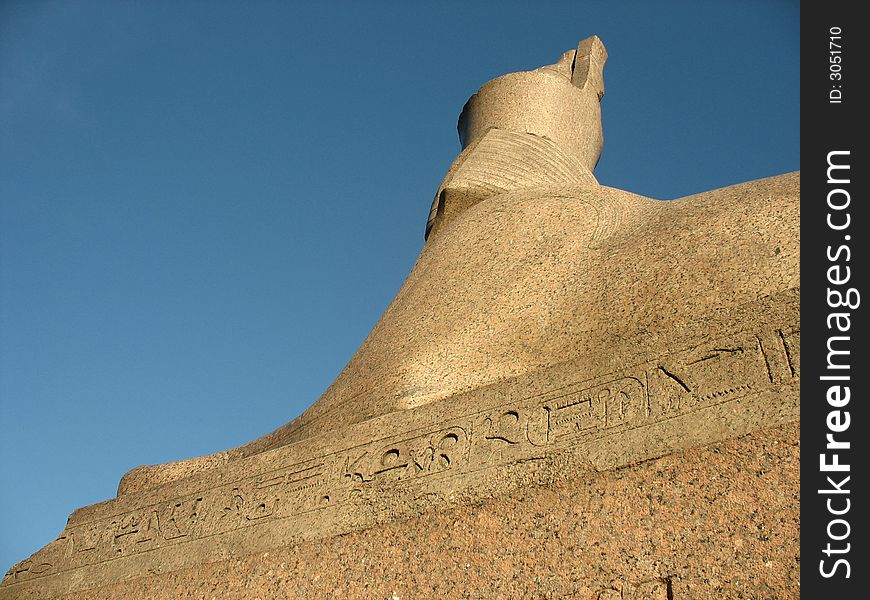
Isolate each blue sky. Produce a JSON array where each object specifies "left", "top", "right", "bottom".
[{"left": 0, "top": 1, "right": 798, "bottom": 572}]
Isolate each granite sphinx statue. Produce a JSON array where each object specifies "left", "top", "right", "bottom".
[
  {"left": 3, "top": 37, "right": 799, "bottom": 598},
  {"left": 118, "top": 36, "right": 797, "bottom": 494}
]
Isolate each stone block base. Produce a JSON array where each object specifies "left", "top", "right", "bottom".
[{"left": 40, "top": 422, "right": 798, "bottom": 600}]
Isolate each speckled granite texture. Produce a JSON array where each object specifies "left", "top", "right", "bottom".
[
  {"left": 2, "top": 36, "right": 799, "bottom": 599},
  {"left": 0, "top": 291, "right": 801, "bottom": 599},
  {"left": 36, "top": 422, "right": 799, "bottom": 600}
]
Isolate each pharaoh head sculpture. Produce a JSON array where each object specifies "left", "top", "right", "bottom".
[{"left": 426, "top": 36, "right": 607, "bottom": 238}]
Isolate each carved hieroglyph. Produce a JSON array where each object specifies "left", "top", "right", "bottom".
[
  {"left": 111, "top": 36, "right": 798, "bottom": 491},
  {"left": 217, "top": 35, "right": 798, "bottom": 462},
  {"left": 2, "top": 290, "right": 799, "bottom": 598},
  {"left": 1, "top": 36, "right": 799, "bottom": 599}
]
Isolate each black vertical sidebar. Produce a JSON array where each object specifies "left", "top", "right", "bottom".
[{"left": 801, "top": 2, "right": 867, "bottom": 597}]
